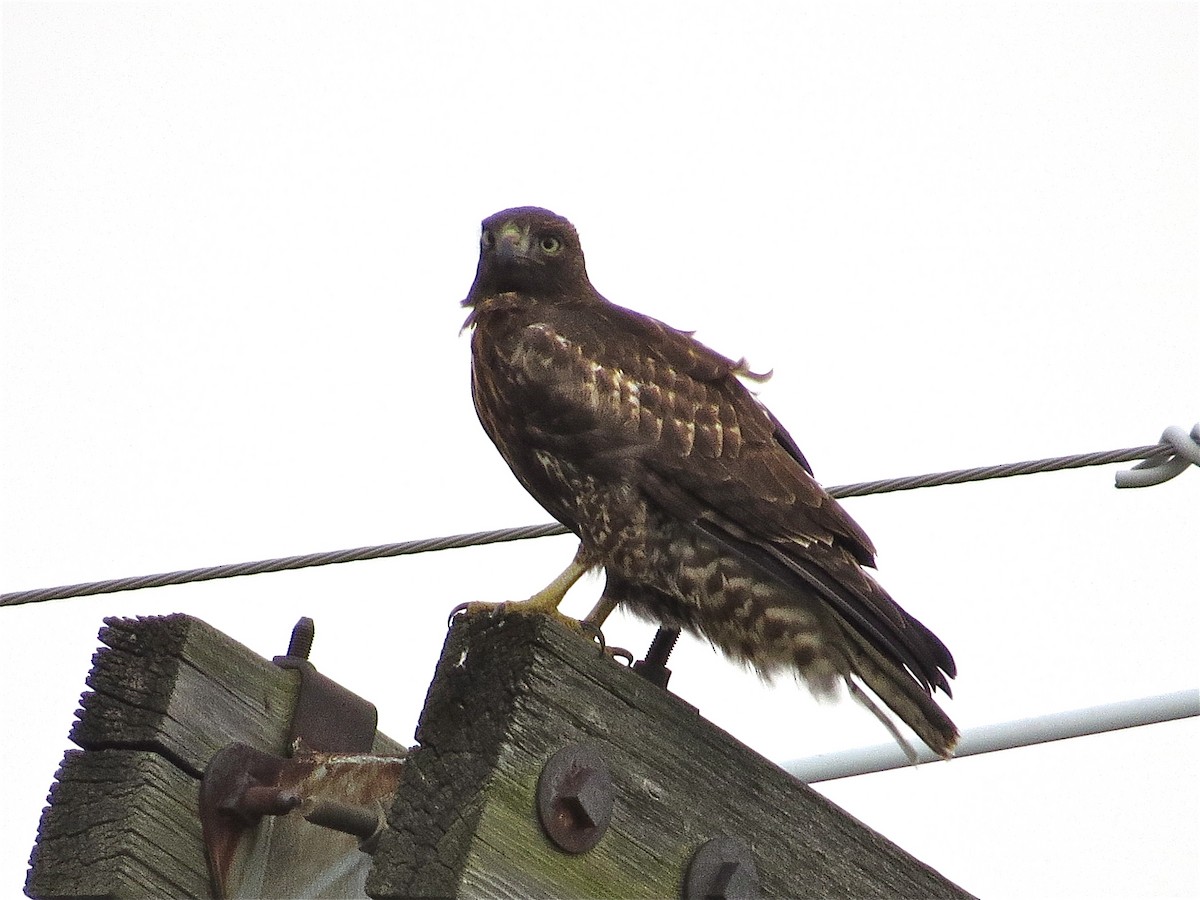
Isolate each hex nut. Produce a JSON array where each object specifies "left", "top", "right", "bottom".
[
  {"left": 684, "top": 836, "right": 760, "bottom": 899},
  {"left": 536, "top": 744, "right": 614, "bottom": 854}
]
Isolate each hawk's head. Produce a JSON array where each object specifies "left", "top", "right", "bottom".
[{"left": 463, "top": 207, "right": 594, "bottom": 307}]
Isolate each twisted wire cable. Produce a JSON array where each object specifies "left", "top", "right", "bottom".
[
  {"left": 3, "top": 427, "right": 1196, "bottom": 608},
  {"left": 826, "top": 442, "right": 1167, "bottom": 498},
  {"left": 0, "top": 523, "right": 570, "bottom": 607}
]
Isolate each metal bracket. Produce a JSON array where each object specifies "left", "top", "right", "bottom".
[
  {"left": 200, "top": 743, "right": 293, "bottom": 897},
  {"left": 272, "top": 616, "right": 378, "bottom": 753},
  {"left": 199, "top": 741, "right": 406, "bottom": 897},
  {"left": 197, "top": 618, "right": 393, "bottom": 897}
]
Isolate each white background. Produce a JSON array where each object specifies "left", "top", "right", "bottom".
[{"left": 2, "top": 3, "right": 1197, "bottom": 897}]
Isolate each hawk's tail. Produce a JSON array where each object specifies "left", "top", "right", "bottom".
[{"left": 835, "top": 619, "right": 960, "bottom": 760}]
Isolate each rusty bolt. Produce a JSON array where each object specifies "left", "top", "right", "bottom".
[
  {"left": 230, "top": 784, "right": 301, "bottom": 819},
  {"left": 684, "top": 836, "right": 760, "bottom": 899},
  {"left": 305, "top": 799, "right": 387, "bottom": 853},
  {"left": 536, "top": 744, "right": 614, "bottom": 854}
]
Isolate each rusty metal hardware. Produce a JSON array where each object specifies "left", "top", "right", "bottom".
[
  {"left": 305, "top": 798, "right": 387, "bottom": 851},
  {"left": 200, "top": 742, "right": 293, "bottom": 897},
  {"left": 536, "top": 743, "right": 614, "bottom": 854},
  {"left": 200, "top": 741, "right": 406, "bottom": 897},
  {"left": 272, "top": 616, "right": 378, "bottom": 753},
  {"left": 684, "top": 836, "right": 760, "bottom": 899},
  {"left": 198, "top": 618, "right": 400, "bottom": 896}
]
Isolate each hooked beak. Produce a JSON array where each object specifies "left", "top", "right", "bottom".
[{"left": 494, "top": 222, "right": 531, "bottom": 263}]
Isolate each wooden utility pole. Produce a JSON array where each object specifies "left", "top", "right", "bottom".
[
  {"left": 25, "top": 614, "right": 403, "bottom": 898},
  {"left": 27, "top": 612, "right": 972, "bottom": 898}
]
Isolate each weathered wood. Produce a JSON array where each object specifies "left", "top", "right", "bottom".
[
  {"left": 70, "top": 614, "right": 300, "bottom": 776},
  {"left": 26, "top": 749, "right": 210, "bottom": 899},
  {"left": 368, "top": 613, "right": 972, "bottom": 899},
  {"left": 27, "top": 614, "right": 403, "bottom": 899},
  {"left": 71, "top": 614, "right": 403, "bottom": 775}
]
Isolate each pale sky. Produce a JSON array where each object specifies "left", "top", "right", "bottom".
[{"left": 2, "top": 3, "right": 1197, "bottom": 897}]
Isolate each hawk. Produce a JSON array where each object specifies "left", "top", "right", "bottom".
[{"left": 461, "top": 206, "right": 958, "bottom": 759}]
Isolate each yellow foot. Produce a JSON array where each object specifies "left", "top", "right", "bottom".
[
  {"left": 446, "top": 544, "right": 612, "bottom": 647},
  {"left": 447, "top": 600, "right": 607, "bottom": 648},
  {"left": 448, "top": 545, "right": 596, "bottom": 626},
  {"left": 448, "top": 599, "right": 577, "bottom": 628}
]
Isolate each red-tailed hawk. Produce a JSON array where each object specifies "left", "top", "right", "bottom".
[{"left": 461, "top": 207, "right": 957, "bottom": 758}]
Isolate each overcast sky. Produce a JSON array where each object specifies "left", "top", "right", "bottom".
[{"left": 2, "top": 3, "right": 1197, "bottom": 897}]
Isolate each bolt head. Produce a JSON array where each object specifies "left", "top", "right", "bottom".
[
  {"left": 685, "top": 836, "right": 760, "bottom": 899},
  {"left": 536, "top": 744, "right": 614, "bottom": 854}
]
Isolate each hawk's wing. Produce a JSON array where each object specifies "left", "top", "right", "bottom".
[{"left": 517, "top": 299, "right": 955, "bottom": 696}]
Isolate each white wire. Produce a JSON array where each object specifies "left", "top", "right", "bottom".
[{"left": 784, "top": 689, "right": 1199, "bottom": 783}]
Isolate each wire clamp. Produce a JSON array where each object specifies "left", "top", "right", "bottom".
[
  {"left": 1115, "top": 423, "right": 1200, "bottom": 488},
  {"left": 272, "top": 616, "right": 379, "bottom": 753}
]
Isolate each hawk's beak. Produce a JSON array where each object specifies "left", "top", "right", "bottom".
[{"left": 495, "top": 222, "right": 531, "bottom": 263}]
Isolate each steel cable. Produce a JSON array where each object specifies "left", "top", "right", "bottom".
[{"left": 3, "top": 428, "right": 1195, "bottom": 608}]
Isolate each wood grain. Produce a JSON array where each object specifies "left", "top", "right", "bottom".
[{"left": 368, "top": 612, "right": 972, "bottom": 899}]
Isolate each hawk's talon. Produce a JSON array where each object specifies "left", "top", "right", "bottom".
[
  {"left": 606, "top": 646, "right": 635, "bottom": 666},
  {"left": 447, "top": 601, "right": 509, "bottom": 626},
  {"left": 447, "top": 599, "right": 600, "bottom": 641},
  {"left": 577, "top": 619, "right": 607, "bottom": 653}
]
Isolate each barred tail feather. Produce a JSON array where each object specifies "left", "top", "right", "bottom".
[
  {"left": 844, "top": 678, "right": 920, "bottom": 765},
  {"left": 838, "top": 621, "right": 960, "bottom": 759}
]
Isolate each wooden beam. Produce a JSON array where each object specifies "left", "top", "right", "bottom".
[
  {"left": 26, "top": 614, "right": 402, "bottom": 899},
  {"left": 28, "top": 749, "right": 209, "bottom": 898},
  {"left": 70, "top": 614, "right": 301, "bottom": 776},
  {"left": 368, "top": 613, "right": 972, "bottom": 899}
]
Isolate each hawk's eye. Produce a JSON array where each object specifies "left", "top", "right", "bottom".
[
  {"left": 481, "top": 230, "right": 494, "bottom": 248},
  {"left": 539, "top": 235, "right": 562, "bottom": 255}
]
